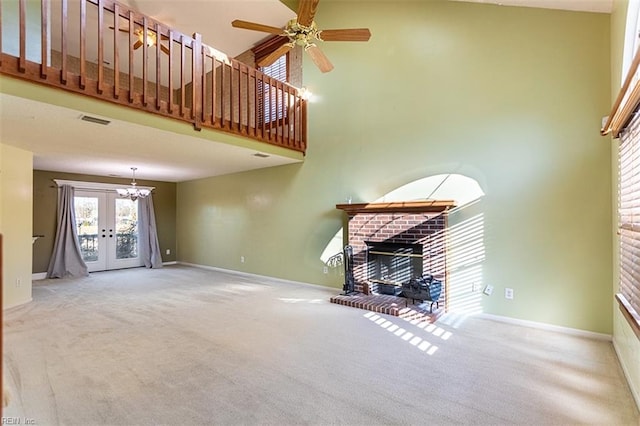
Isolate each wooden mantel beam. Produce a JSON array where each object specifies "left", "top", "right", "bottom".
[{"left": 335, "top": 200, "right": 455, "bottom": 215}]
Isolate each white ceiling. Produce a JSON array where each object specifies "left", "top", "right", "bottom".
[
  {"left": 0, "top": 0, "right": 611, "bottom": 182},
  {"left": 456, "top": 0, "right": 611, "bottom": 13}
]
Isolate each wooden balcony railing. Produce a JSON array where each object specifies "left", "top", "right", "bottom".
[{"left": 0, "top": 0, "right": 307, "bottom": 153}]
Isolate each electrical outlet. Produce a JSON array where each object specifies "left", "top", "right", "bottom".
[
  {"left": 15, "top": 278, "right": 21, "bottom": 288},
  {"left": 505, "top": 288, "right": 514, "bottom": 300},
  {"left": 483, "top": 285, "right": 493, "bottom": 296},
  {"left": 240, "top": 256, "right": 245, "bottom": 263},
  {"left": 323, "top": 266, "right": 328, "bottom": 274},
  {"left": 166, "top": 249, "right": 171, "bottom": 255}
]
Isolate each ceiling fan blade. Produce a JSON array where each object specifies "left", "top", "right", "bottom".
[
  {"left": 231, "top": 20, "right": 284, "bottom": 35},
  {"left": 257, "top": 44, "right": 293, "bottom": 68},
  {"left": 319, "top": 28, "right": 371, "bottom": 42},
  {"left": 160, "top": 44, "right": 170, "bottom": 55},
  {"left": 133, "top": 40, "right": 143, "bottom": 50},
  {"left": 297, "top": 0, "right": 320, "bottom": 27},
  {"left": 306, "top": 45, "right": 333, "bottom": 73}
]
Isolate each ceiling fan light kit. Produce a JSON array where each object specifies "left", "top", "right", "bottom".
[{"left": 231, "top": 0, "right": 371, "bottom": 73}]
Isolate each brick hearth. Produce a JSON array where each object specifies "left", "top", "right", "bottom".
[{"left": 330, "top": 293, "right": 443, "bottom": 323}]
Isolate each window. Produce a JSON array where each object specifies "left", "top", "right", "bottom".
[
  {"left": 618, "top": 113, "right": 640, "bottom": 327},
  {"left": 259, "top": 55, "right": 288, "bottom": 125},
  {"left": 253, "top": 36, "right": 291, "bottom": 128}
]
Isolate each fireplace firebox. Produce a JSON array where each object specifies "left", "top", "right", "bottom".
[{"left": 366, "top": 241, "right": 423, "bottom": 295}]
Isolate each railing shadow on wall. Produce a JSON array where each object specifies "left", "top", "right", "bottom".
[{"left": 0, "top": 0, "right": 307, "bottom": 153}]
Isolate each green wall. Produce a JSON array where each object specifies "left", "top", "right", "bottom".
[
  {"left": 178, "top": 1, "right": 612, "bottom": 333},
  {"left": 33, "top": 170, "right": 177, "bottom": 273}
]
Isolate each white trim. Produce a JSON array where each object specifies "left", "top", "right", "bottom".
[
  {"left": 477, "top": 313, "right": 612, "bottom": 341},
  {"left": 177, "top": 262, "right": 337, "bottom": 290},
  {"left": 613, "top": 339, "right": 640, "bottom": 411},
  {"left": 53, "top": 179, "right": 154, "bottom": 192},
  {"left": 32, "top": 272, "right": 47, "bottom": 281},
  {"left": 162, "top": 261, "right": 177, "bottom": 266},
  {"left": 3, "top": 298, "right": 33, "bottom": 311}
]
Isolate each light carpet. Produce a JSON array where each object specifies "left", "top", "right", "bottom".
[{"left": 2, "top": 265, "right": 639, "bottom": 425}]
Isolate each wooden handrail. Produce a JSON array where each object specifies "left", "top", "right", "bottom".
[{"left": 0, "top": 0, "right": 307, "bottom": 154}]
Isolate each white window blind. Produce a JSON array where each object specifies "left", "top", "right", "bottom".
[
  {"left": 259, "top": 55, "right": 288, "bottom": 126},
  {"left": 619, "top": 112, "right": 640, "bottom": 319}
]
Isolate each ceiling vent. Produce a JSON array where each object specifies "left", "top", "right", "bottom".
[
  {"left": 253, "top": 152, "right": 270, "bottom": 158},
  {"left": 80, "top": 115, "right": 111, "bottom": 125}
]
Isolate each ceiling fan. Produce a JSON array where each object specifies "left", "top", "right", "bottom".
[
  {"left": 110, "top": 25, "right": 170, "bottom": 55},
  {"left": 231, "top": 0, "right": 371, "bottom": 73}
]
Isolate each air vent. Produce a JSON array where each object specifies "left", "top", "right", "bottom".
[
  {"left": 80, "top": 115, "right": 111, "bottom": 125},
  {"left": 253, "top": 152, "right": 270, "bottom": 158}
]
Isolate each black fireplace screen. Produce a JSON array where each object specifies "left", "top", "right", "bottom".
[{"left": 366, "top": 241, "right": 423, "bottom": 285}]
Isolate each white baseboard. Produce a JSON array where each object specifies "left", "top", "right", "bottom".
[
  {"left": 32, "top": 272, "right": 47, "bottom": 281},
  {"left": 3, "top": 297, "right": 33, "bottom": 311},
  {"left": 177, "top": 261, "right": 337, "bottom": 291},
  {"left": 477, "top": 313, "right": 612, "bottom": 341},
  {"left": 162, "top": 261, "right": 177, "bottom": 266},
  {"left": 612, "top": 339, "right": 640, "bottom": 411}
]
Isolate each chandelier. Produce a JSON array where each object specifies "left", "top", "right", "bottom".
[{"left": 117, "top": 167, "right": 151, "bottom": 201}]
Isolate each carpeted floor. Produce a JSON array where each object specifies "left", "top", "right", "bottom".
[{"left": 3, "top": 265, "right": 639, "bottom": 425}]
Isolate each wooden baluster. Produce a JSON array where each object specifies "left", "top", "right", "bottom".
[
  {"left": 141, "top": 17, "right": 148, "bottom": 106},
  {"left": 286, "top": 86, "right": 291, "bottom": 147},
  {"left": 168, "top": 30, "right": 173, "bottom": 114},
  {"left": 40, "top": 0, "right": 48, "bottom": 78},
  {"left": 237, "top": 63, "right": 242, "bottom": 132},
  {"left": 211, "top": 56, "right": 217, "bottom": 126},
  {"left": 192, "top": 33, "right": 202, "bottom": 130},
  {"left": 246, "top": 67, "right": 250, "bottom": 134},
  {"left": 268, "top": 79, "right": 274, "bottom": 141},
  {"left": 201, "top": 45, "right": 206, "bottom": 123},
  {"left": 155, "top": 23, "right": 161, "bottom": 110},
  {"left": 180, "top": 35, "right": 186, "bottom": 117},
  {"left": 229, "top": 62, "right": 234, "bottom": 130},
  {"left": 113, "top": 3, "right": 119, "bottom": 99},
  {"left": 276, "top": 81, "right": 281, "bottom": 142},
  {"left": 260, "top": 73, "right": 265, "bottom": 139},
  {"left": 97, "top": 0, "right": 104, "bottom": 94},
  {"left": 60, "top": 0, "right": 67, "bottom": 83},
  {"left": 79, "top": 0, "right": 86, "bottom": 89},
  {"left": 18, "top": 0, "right": 26, "bottom": 72},
  {"left": 220, "top": 60, "right": 225, "bottom": 128},
  {"left": 293, "top": 91, "right": 298, "bottom": 149},
  {"left": 252, "top": 70, "right": 258, "bottom": 137},
  {"left": 128, "top": 11, "right": 134, "bottom": 102}
]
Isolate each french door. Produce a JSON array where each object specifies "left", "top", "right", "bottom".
[{"left": 74, "top": 191, "right": 143, "bottom": 272}]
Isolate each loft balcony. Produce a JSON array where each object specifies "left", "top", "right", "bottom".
[{"left": 0, "top": 0, "right": 307, "bottom": 161}]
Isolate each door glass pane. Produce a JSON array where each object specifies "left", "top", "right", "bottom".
[
  {"left": 115, "top": 199, "right": 138, "bottom": 259},
  {"left": 74, "top": 196, "right": 99, "bottom": 262}
]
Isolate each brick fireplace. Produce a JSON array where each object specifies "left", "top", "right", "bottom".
[{"left": 331, "top": 201, "right": 454, "bottom": 317}]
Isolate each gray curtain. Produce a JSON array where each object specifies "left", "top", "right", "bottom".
[
  {"left": 139, "top": 194, "right": 163, "bottom": 268},
  {"left": 47, "top": 185, "right": 89, "bottom": 278}
]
